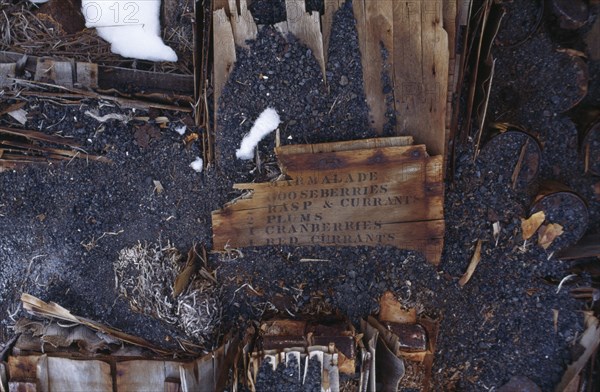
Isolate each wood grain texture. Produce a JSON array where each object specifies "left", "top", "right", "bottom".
[
  {"left": 393, "top": 1, "right": 448, "bottom": 156},
  {"left": 213, "top": 139, "right": 444, "bottom": 264},
  {"left": 228, "top": 0, "right": 258, "bottom": 48},
  {"left": 353, "top": 0, "right": 394, "bottom": 134}
]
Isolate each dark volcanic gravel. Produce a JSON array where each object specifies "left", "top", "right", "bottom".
[
  {"left": 495, "top": 0, "right": 543, "bottom": 47},
  {"left": 216, "top": 2, "right": 372, "bottom": 184},
  {"left": 1, "top": 2, "right": 600, "bottom": 391},
  {"left": 249, "top": 0, "right": 325, "bottom": 25}
]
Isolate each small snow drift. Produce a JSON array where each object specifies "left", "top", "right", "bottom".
[
  {"left": 190, "top": 157, "right": 203, "bottom": 172},
  {"left": 236, "top": 108, "right": 281, "bottom": 160},
  {"left": 81, "top": 0, "right": 177, "bottom": 62}
]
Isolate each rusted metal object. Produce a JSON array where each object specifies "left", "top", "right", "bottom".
[
  {"left": 531, "top": 181, "right": 589, "bottom": 251},
  {"left": 383, "top": 322, "right": 428, "bottom": 352},
  {"left": 480, "top": 124, "right": 542, "bottom": 187},
  {"left": 581, "top": 116, "right": 600, "bottom": 176},
  {"left": 550, "top": 0, "right": 590, "bottom": 30}
]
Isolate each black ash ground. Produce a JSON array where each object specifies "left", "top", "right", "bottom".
[{"left": 0, "top": 2, "right": 599, "bottom": 391}]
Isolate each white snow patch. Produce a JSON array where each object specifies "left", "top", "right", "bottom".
[
  {"left": 236, "top": 108, "right": 281, "bottom": 160},
  {"left": 174, "top": 125, "right": 187, "bottom": 135},
  {"left": 81, "top": 0, "right": 177, "bottom": 62},
  {"left": 190, "top": 157, "right": 203, "bottom": 172}
]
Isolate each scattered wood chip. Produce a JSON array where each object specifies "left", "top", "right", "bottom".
[
  {"left": 521, "top": 211, "right": 546, "bottom": 240},
  {"left": 553, "top": 309, "right": 559, "bottom": 334},
  {"left": 459, "top": 240, "right": 483, "bottom": 287},
  {"left": 153, "top": 180, "right": 164, "bottom": 194},
  {"left": 493, "top": 221, "right": 501, "bottom": 247},
  {"left": 555, "top": 312, "right": 600, "bottom": 391},
  {"left": 538, "top": 223, "right": 564, "bottom": 250},
  {"left": 8, "top": 109, "right": 27, "bottom": 125}
]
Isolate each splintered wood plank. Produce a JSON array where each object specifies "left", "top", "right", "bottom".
[
  {"left": 0, "top": 63, "right": 16, "bottom": 88},
  {"left": 443, "top": 0, "right": 457, "bottom": 130},
  {"left": 283, "top": 0, "right": 326, "bottom": 79},
  {"left": 353, "top": 0, "right": 394, "bottom": 134},
  {"left": 275, "top": 136, "right": 413, "bottom": 155},
  {"left": 213, "top": 139, "right": 444, "bottom": 264},
  {"left": 213, "top": 8, "right": 236, "bottom": 112},
  {"left": 393, "top": 1, "right": 448, "bottom": 156},
  {"left": 34, "top": 58, "right": 73, "bottom": 88},
  {"left": 228, "top": 0, "right": 258, "bottom": 48}
]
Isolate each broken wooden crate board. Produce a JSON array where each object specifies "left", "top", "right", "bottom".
[
  {"left": 212, "top": 137, "right": 444, "bottom": 264},
  {"left": 212, "top": 0, "right": 457, "bottom": 163}
]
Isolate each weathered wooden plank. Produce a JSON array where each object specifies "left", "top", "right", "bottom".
[
  {"left": 0, "top": 51, "right": 194, "bottom": 96},
  {"left": 116, "top": 360, "right": 180, "bottom": 391},
  {"left": 213, "top": 140, "right": 444, "bottom": 264},
  {"left": 34, "top": 58, "right": 73, "bottom": 88},
  {"left": 393, "top": 0, "right": 448, "bottom": 156},
  {"left": 228, "top": 0, "right": 258, "bottom": 48},
  {"left": 45, "top": 357, "right": 112, "bottom": 392},
  {"left": 276, "top": 135, "right": 413, "bottom": 155},
  {"left": 75, "top": 62, "right": 98, "bottom": 89},
  {"left": 213, "top": 8, "right": 237, "bottom": 111},
  {"left": 283, "top": 0, "right": 326, "bottom": 78},
  {"left": 353, "top": 0, "right": 394, "bottom": 134}
]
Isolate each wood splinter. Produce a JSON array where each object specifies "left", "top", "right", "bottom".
[{"left": 458, "top": 240, "right": 483, "bottom": 287}]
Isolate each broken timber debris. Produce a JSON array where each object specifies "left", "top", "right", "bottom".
[{"left": 212, "top": 136, "right": 444, "bottom": 264}]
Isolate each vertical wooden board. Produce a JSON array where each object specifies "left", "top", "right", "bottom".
[
  {"left": 353, "top": 0, "right": 394, "bottom": 134},
  {"left": 228, "top": 0, "right": 258, "bottom": 48},
  {"left": 213, "top": 8, "right": 236, "bottom": 120},
  {"left": 47, "top": 357, "right": 112, "bottom": 392},
  {"left": 443, "top": 0, "right": 457, "bottom": 130},
  {"left": 116, "top": 360, "right": 180, "bottom": 391},
  {"left": 34, "top": 58, "right": 73, "bottom": 88},
  {"left": 75, "top": 62, "right": 98, "bottom": 89},
  {"left": 285, "top": 0, "right": 326, "bottom": 79},
  {"left": 393, "top": 0, "right": 448, "bottom": 156},
  {"left": 180, "top": 355, "right": 215, "bottom": 392}
]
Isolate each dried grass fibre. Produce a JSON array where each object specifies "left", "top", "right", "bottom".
[
  {"left": 114, "top": 241, "right": 220, "bottom": 347},
  {"left": 0, "top": 0, "right": 193, "bottom": 74}
]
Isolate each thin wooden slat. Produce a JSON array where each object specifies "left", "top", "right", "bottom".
[
  {"left": 0, "top": 127, "right": 81, "bottom": 147},
  {"left": 393, "top": 0, "right": 448, "bottom": 156},
  {"left": 276, "top": 135, "right": 413, "bottom": 155},
  {"left": 353, "top": 0, "right": 394, "bottom": 134},
  {"left": 213, "top": 8, "right": 237, "bottom": 114}
]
